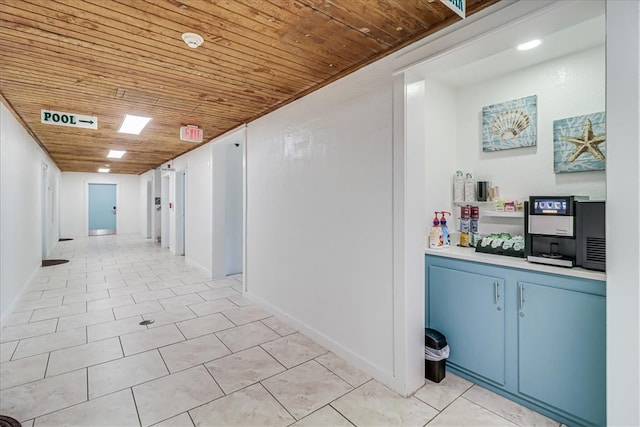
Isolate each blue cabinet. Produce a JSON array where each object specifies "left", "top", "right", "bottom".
[
  {"left": 425, "top": 255, "right": 606, "bottom": 426},
  {"left": 428, "top": 266, "right": 506, "bottom": 386},
  {"left": 517, "top": 280, "right": 606, "bottom": 426}
]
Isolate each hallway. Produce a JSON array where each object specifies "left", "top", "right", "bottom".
[{"left": 1, "top": 235, "right": 558, "bottom": 426}]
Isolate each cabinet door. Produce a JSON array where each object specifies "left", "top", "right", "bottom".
[
  {"left": 518, "top": 282, "right": 606, "bottom": 426},
  {"left": 428, "top": 265, "right": 506, "bottom": 385}
]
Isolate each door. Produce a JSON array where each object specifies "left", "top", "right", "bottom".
[
  {"left": 427, "top": 264, "right": 506, "bottom": 386},
  {"left": 88, "top": 183, "right": 116, "bottom": 235},
  {"left": 161, "top": 174, "right": 170, "bottom": 248},
  {"left": 146, "top": 180, "right": 152, "bottom": 238},
  {"left": 175, "top": 170, "right": 186, "bottom": 256},
  {"left": 518, "top": 282, "right": 606, "bottom": 426},
  {"left": 41, "top": 163, "right": 49, "bottom": 258}
]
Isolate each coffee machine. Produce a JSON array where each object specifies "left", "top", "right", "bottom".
[{"left": 524, "top": 196, "right": 586, "bottom": 267}]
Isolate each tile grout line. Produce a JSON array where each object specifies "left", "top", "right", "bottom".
[
  {"left": 457, "top": 395, "right": 527, "bottom": 427},
  {"left": 258, "top": 380, "right": 298, "bottom": 423},
  {"left": 129, "top": 387, "right": 143, "bottom": 427},
  {"left": 202, "top": 361, "right": 227, "bottom": 396},
  {"left": 155, "top": 347, "right": 173, "bottom": 377},
  {"left": 186, "top": 410, "right": 197, "bottom": 427},
  {"left": 43, "top": 351, "right": 52, "bottom": 380},
  {"left": 12, "top": 367, "right": 90, "bottom": 423},
  {"left": 86, "top": 366, "right": 89, "bottom": 403}
]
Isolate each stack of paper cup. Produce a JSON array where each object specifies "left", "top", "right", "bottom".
[
  {"left": 453, "top": 171, "right": 465, "bottom": 202},
  {"left": 464, "top": 172, "right": 475, "bottom": 202}
]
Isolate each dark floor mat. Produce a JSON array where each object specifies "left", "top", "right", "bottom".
[
  {"left": 0, "top": 415, "right": 22, "bottom": 427},
  {"left": 58, "top": 238, "right": 74, "bottom": 241},
  {"left": 42, "top": 259, "right": 69, "bottom": 267}
]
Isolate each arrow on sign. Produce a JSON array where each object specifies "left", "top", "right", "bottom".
[{"left": 79, "top": 119, "right": 94, "bottom": 125}]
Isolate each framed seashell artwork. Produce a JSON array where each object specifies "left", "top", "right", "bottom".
[
  {"left": 553, "top": 112, "right": 606, "bottom": 173},
  {"left": 482, "top": 95, "right": 537, "bottom": 151}
]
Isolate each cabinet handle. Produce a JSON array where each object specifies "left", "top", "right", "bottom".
[
  {"left": 519, "top": 283, "right": 525, "bottom": 309},
  {"left": 494, "top": 281, "right": 500, "bottom": 304}
]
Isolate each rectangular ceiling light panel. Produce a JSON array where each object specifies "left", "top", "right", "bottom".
[
  {"left": 118, "top": 114, "right": 152, "bottom": 134},
  {"left": 107, "top": 150, "right": 126, "bottom": 158}
]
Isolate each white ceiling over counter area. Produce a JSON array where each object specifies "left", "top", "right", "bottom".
[
  {"left": 439, "top": 15, "right": 605, "bottom": 88},
  {"left": 411, "top": 0, "right": 605, "bottom": 87}
]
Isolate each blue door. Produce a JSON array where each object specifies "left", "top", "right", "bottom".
[
  {"left": 88, "top": 183, "right": 116, "bottom": 235},
  {"left": 427, "top": 264, "right": 506, "bottom": 386},
  {"left": 518, "top": 281, "right": 606, "bottom": 426}
]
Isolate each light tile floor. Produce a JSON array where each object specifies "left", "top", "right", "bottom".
[{"left": 0, "top": 235, "right": 562, "bottom": 426}]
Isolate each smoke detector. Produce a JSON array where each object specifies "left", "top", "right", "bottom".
[{"left": 181, "top": 32, "right": 204, "bottom": 48}]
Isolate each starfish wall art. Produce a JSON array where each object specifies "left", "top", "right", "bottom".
[{"left": 553, "top": 112, "right": 606, "bottom": 173}]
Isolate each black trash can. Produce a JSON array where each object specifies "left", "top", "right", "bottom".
[{"left": 425, "top": 328, "right": 448, "bottom": 383}]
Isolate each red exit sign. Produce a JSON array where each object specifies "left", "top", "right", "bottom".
[{"left": 180, "top": 126, "right": 203, "bottom": 143}]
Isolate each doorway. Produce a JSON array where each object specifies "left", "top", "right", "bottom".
[
  {"left": 212, "top": 129, "right": 245, "bottom": 278},
  {"left": 88, "top": 183, "right": 116, "bottom": 236}
]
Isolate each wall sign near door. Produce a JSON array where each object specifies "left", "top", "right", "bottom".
[
  {"left": 41, "top": 109, "right": 98, "bottom": 130},
  {"left": 440, "top": 0, "right": 465, "bottom": 18}
]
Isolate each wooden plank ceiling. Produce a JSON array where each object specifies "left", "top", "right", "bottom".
[{"left": 0, "top": 0, "right": 499, "bottom": 175}]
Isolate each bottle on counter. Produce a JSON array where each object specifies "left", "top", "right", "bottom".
[
  {"left": 429, "top": 212, "right": 443, "bottom": 249},
  {"left": 439, "top": 211, "right": 451, "bottom": 248},
  {"left": 459, "top": 205, "right": 471, "bottom": 247},
  {"left": 460, "top": 232, "right": 470, "bottom": 247}
]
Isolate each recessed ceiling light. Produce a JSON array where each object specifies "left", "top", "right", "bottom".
[
  {"left": 107, "top": 150, "right": 126, "bottom": 159},
  {"left": 118, "top": 114, "right": 152, "bottom": 135},
  {"left": 517, "top": 39, "right": 542, "bottom": 51},
  {"left": 98, "top": 168, "right": 110, "bottom": 173}
]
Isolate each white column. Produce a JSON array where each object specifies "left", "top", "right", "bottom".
[{"left": 605, "top": 1, "right": 640, "bottom": 425}]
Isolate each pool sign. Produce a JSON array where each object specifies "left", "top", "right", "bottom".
[
  {"left": 41, "top": 109, "right": 98, "bottom": 130},
  {"left": 440, "top": 0, "right": 465, "bottom": 18}
]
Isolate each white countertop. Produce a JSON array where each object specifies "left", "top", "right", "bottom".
[{"left": 425, "top": 245, "right": 606, "bottom": 282}]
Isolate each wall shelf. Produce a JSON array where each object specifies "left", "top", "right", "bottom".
[
  {"left": 453, "top": 201, "right": 494, "bottom": 205},
  {"left": 483, "top": 211, "right": 524, "bottom": 218}
]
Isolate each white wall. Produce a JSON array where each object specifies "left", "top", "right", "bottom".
[
  {"left": 246, "top": 57, "right": 399, "bottom": 387},
  {"left": 168, "top": 143, "right": 213, "bottom": 275},
  {"left": 224, "top": 141, "right": 243, "bottom": 275},
  {"left": 424, "top": 79, "right": 458, "bottom": 231},
  {"left": 59, "top": 172, "right": 140, "bottom": 237},
  {"left": 395, "top": 77, "right": 428, "bottom": 393},
  {"left": 0, "top": 102, "right": 60, "bottom": 320},
  {"left": 453, "top": 45, "right": 605, "bottom": 202},
  {"left": 158, "top": 128, "right": 245, "bottom": 278},
  {"left": 606, "top": 1, "right": 640, "bottom": 424},
  {"left": 138, "top": 168, "right": 162, "bottom": 240},
  {"left": 139, "top": 174, "right": 152, "bottom": 237}
]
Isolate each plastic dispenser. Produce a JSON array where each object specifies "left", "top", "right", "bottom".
[
  {"left": 439, "top": 211, "right": 451, "bottom": 248},
  {"left": 428, "top": 212, "right": 442, "bottom": 249}
]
